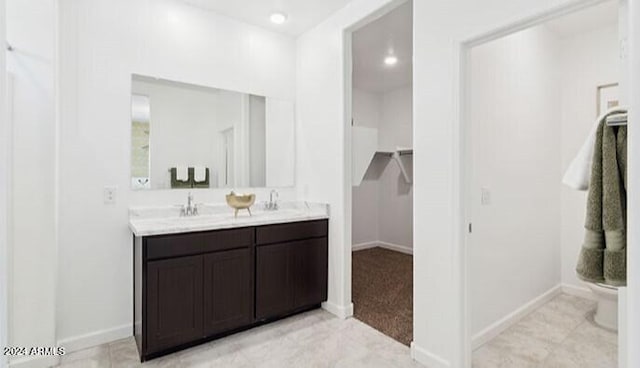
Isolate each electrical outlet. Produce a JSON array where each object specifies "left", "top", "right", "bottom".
[
  {"left": 104, "top": 186, "right": 117, "bottom": 204},
  {"left": 481, "top": 187, "right": 491, "bottom": 205}
]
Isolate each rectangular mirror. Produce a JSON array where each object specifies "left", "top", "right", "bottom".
[{"left": 130, "top": 75, "right": 295, "bottom": 190}]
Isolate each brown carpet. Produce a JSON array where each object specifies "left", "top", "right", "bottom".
[{"left": 352, "top": 247, "right": 413, "bottom": 346}]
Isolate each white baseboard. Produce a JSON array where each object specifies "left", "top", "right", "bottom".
[
  {"left": 57, "top": 323, "right": 131, "bottom": 354},
  {"left": 352, "top": 241, "right": 379, "bottom": 251},
  {"left": 472, "top": 285, "right": 562, "bottom": 350},
  {"left": 352, "top": 241, "right": 413, "bottom": 255},
  {"left": 378, "top": 241, "right": 413, "bottom": 255},
  {"left": 410, "top": 342, "right": 450, "bottom": 368},
  {"left": 561, "top": 283, "right": 596, "bottom": 301},
  {"left": 322, "top": 301, "right": 354, "bottom": 319},
  {"left": 9, "top": 355, "right": 59, "bottom": 368}
]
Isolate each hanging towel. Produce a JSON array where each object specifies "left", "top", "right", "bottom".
[
  {"left": 562, "top": 106, "right": 627, "bottom": 190},
  {"left": 176, "top": 165, "right": 188, "bottom": 181},
  {"left": 194, "top": 166, "right": 206, "bottom": 182},
  {"left": 576, "top": 118, "right": 627, "bottom": 286}
]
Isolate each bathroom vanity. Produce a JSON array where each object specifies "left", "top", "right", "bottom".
[{"left": 130, "top": 203, "right": 329, "bottom": 361}]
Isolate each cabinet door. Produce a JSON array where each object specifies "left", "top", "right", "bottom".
[
  {"left": 203, "top": 249, "right": 253, "bottom": 335},
  {"left": 292, "top": 238, "right": 328, "bottom": 309},
  {"left": 146, "top": 255, "right": 203, "bottom": 354},
  {"left": 256, "top": 243, "right": 293, "bottom": 320}
]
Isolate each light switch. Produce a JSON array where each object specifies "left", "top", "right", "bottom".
[
  {"left": 620, "top": 38, "right": 628, "bottom": 60},
  {"left": 481, "top": 187, "right": 491, "bottom": 205},
  {"left": 104, "top": 186, "right": 117, "bottom": 204}
]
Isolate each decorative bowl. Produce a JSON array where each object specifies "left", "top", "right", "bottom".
[{"left": 225, "top": 192, "right": 256, "bottom": 217}]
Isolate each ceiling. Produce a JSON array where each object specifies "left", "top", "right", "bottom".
[
  {"left": 352, "top": 2, "right": 412, "bottom": 93},
  {"left": 545, "top": 0, "right": 618, "bottom": 37},
  {"left": 179, "top": 0, "right": 353, "bottom": 36}
]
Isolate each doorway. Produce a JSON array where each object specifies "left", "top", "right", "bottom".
[
  {"left": 348, "top": 0, "right": 414, "bottom": 346},
  {"left": 462, "top": 1, "right": 625, "bottom": 366}
]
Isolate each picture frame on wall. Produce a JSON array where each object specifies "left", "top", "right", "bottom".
[{"left": 597, "top": 83, "right": 619, "bottom": 116}]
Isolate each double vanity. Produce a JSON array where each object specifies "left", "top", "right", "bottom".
[
  {"left": 130, "top": 201, "right": 329, "bottom": 361},
  {"left": 127, "top": 70, "right": 316, "bottom": 361}
]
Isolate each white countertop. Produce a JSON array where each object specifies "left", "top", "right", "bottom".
[{"left": 129, "top": 201, "right": 330, "bottom": 237}]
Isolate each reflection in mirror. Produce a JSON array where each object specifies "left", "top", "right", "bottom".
[
  {"left": 131, "top": 95, "right": 151, "bottom": 189},
  {"left": 130, "top": 75, "right": 294, "bottom": 190}
]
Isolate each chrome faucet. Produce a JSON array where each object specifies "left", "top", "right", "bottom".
[
  {"left": 264, "top": 189, "right": 279, "bottom": 211},
  {"left": 180, "top": 192, "right": 198, "bottom": 217}
]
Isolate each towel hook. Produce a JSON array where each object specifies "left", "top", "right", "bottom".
[{"left": 6, "top": 42, "right": 13, "bottom": 52}]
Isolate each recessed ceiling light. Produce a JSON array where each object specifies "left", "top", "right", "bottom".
[
  {"left": 384, "top": 55, "right": 398, "bottom": 66},
  {"left": 270, "top": 12, "right": 287, "bottom": 25}
]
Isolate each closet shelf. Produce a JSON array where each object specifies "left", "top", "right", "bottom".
[
  {"left": 375, "top": 150, "right": 394, "bottom": 157},
  {"left": 352, "top": 126, "right": 413, "bottom": 185},
  {"left": 392, "top": 150, "right": 412, "bottom": 184},
  {"left": 396, "top": 148, "right": 413, "bottom": 156}
]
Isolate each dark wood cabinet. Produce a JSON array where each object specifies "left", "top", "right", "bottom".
[
  {"left": 255, "top": 221, "right": 330, "bottom": 322},
  {"left": 203, "top": 248, "right": 253, "bottom": 335},
  {"left": 256, "top": 243, "right": 293, "bottom": 320},
  {"left": 134, "top": 219, "right": 328, "bottom": 361},
  {"left": 146, "top": 255, "right": 203, "bottom": 354},
  {"left": 293, "top": 238, "right": 328, "bottom": 309},
  {"left": 256, "top": 238, "right": 328, "bottom": 320}
]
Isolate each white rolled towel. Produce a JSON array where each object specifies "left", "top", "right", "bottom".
[
  {"left": 176, "top": 165, "right": 188, "bottom": 181},
  {"left": 562, "top": 125, "right": 596, "bottom": 191},
  {"left": 562, "top": 106, "right": 627, "bottom": 191},
  {"left": 194, "top": 166, "right": 206, "bottom": 182}
]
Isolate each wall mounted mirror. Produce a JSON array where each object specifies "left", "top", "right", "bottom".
[{"left": 130, "top": 75, "right": 295, "bottom": 190}]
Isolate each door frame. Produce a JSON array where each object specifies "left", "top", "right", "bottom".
[
  {"left": 0, "top": 0, "right": 8, "bottom": 364},
  {"left": 454, "top": 0, "right": 629, "bottom": 366},
  {"left": 341, "top": 0, "right": 411, "bottom": 337}
]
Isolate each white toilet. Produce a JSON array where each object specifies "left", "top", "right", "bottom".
[{"left": 586, "top": 282, "right": 619, "bottom": 331}]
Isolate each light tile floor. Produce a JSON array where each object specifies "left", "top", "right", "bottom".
[
  {"left": 55, "top": 309, "right": 421, "bottom": 368},
  {"left": 473, "top": 294, "right": 618, "bottom": 368},
  {"left": 55, "top": 294, "right": 616, "bottom": 368}
]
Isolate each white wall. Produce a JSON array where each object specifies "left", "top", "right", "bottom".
[
  {"left": 57, "top": 0, "right": 296, "bottom": 350},
  {"left": 351, "top": 88, "right": 381, "bottom": 245},
  {"left": 351, "top": 175, "right": 380, "bottom": 245},
  {"left": 559, "top": 24, "right": 619, "bottom": 290},
  {"left": 469, "top": 25, "right": 562, "bottom": 336},
  {"left": 351, "top": 86, "right": 413, "bottom": 250},
  {"left": 0, "top": 0, "right": 8, "bottom": 367},
  {"left": 378, "top": 87, "right": 413, "bottom": 249},
  {"left": 265, "top": 98, "right": 296, "bottom": 187},
  {"left": 379, "top": 87, "right": 412, "bottom": 151},
  {"left": 352, "top": 88, "right": 382, "bottom": 129},
  {"left": 6, "top": 0, "right": 58, "bottom": 367},
  {"left": 296, "top": 0, "right": 627, "bottom": 366}
]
